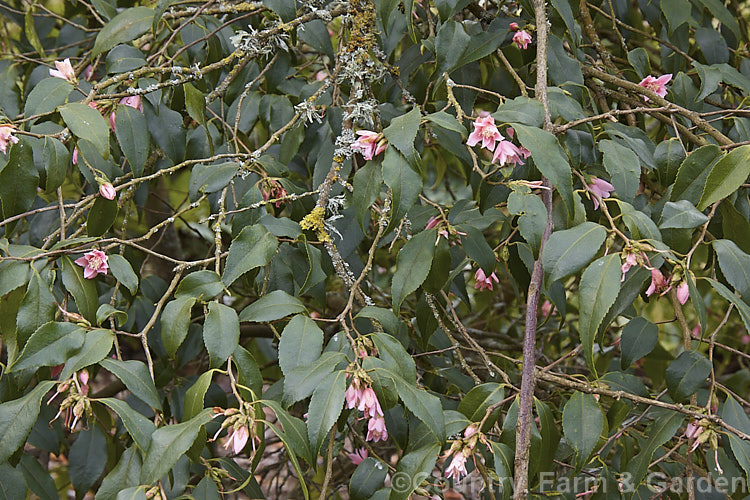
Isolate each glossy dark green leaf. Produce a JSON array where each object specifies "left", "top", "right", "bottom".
[
  {"left": 708, "top": 278, "right": 750, "bottom": 333},
  {"left": 239, "top": 290, "right": 306, "bottom": 323},
  {"left": 698, "top": 145, "right": 750, "bottom": 210},
  {"left": 542, "top": 222, "right": 607, "bottom": 283},
  {"left": 222, "top": 224, "right": 278, "bottom": 286},
  {"left": 203, "top": 302, "right": 240, "bottom": 368},
  {"left": 352, "top": 160, "right": 382, "bottom": 229},
  {"left": 278, "top": 314, "right": 324, "bottom": 376},
  {"left": 0, "top": 138, "right": 38, "bottom": 221},
  {"left": 390, "top": 444, "right": 439, "bottom": 500},
  {"left": 383, "top": 107, "right": 421, "bottom": 159},
  {"left": 719, "top": 200, "right": 750, "bottom": 253},
  {"left": 114, "top": 105, "right": 149, "bottom": 177},
  {"left": 307, "top": 370, "right": 347, "bottom": 455},
  {"left": 146, "top": 104, "right": 185, "bottom": 165},
  {"left": 372, "top": 332, "right": 417, "bottom": 384},
  {"left": 349, "top": 458, "right": 388, "bottom": 500},
  {"left": 96, "top": 446, "right": 142, "bottom": 500},
  {"left": 93, "top": 7, "right": 154, "bottom": 56},
  {"left": 61, "top": 255, "right": 100, "bottom": 323},
  {"left": 10, "top": 321, "right": 85, "bottom": 372},
  {"left": 713, "top": 239, "right": 750, "bottom": 301},
  {"left": 284, "top": 352, "right": 346, "bottom": 404},
  {"left": 183, "top": 369, "right": 218, "bottom": 422},
  {"left": 721, "top": 396, "right": 750, "bottom": 482},
  {"left": 161, "top": 296, "right": 196, "bottom": 358},
  {"left": 24, "top": 78, "right": 73, "bottom": 118},
  {"left": 579, "top": 255, "right": 621, "bottom": 376},
  {"left": 492, "top": 97, "right": 544, "bottom": 127},
  {"left": 61, "top": 328, "right": 114, "bottom": 379},
  {"left": 60, "top": 103, "right": 110, "bottom": 158},
  {"left": 620, "top": 317, "right": 658, "bottom": 369},
  {"left": 87, "top": 197, "right": 118, "bottom": 237},
  {"left": 434, "top": 21, "right": 470, "bottom": 76},
  {"left": 183, "top": 82, "right": 206, "bottom": 126},
  {"left": 460, "top": 225, "right": 496, "bottom": 275},
  {"left": 99, "top": 398, "right": 156, "bottom": 453},
  {"left": 298, "top": 19, "right": 334, "bottom": 59},
  {"left": 599, "top": 139, "right": 640, "bottom": 204},
  {"left": 108, "top": 254, "right": 138, "bottom": 294},
  {"left": 105, "top": 44, "right": 146, "bottom": 74},
  {"left": 69, "top": 425, "right": 108, "bottom": 497},
  {"left": 665, "top": 350, "right": 712, "bottom": 402},
  {"left": 507, "top": 191, "right": 547, "bottom": 256},
  {"left": 100, "top": 358, "right": 162, "bottom": 410},
  {"left": 0, "top": 381, "right": 56, "bottom": 463},
  {"left": 659, "top": 200, "right": 708, "bottom": 229},
  {"left": 42, "top": 137, "right": 70, "bottom": 192},
  {"left": 382, "top": 148, "right": 422, "bottom": 234},
  {"left": 391, "top": 229, "right": 436, "bottom": 312},
  {"left": 0, "top": 463, "right": 26, "bottom": 500},
  {"left": 626, "top": 410, "right": 684, "bottom": 484},
  {"left": 562, "top": 392, "right": 603, "bottom": 466},
  {"left": 457, "top": 383, "right": 505, "bottom": 423},
  {"left": 175, "top": 270, "right": 224, "bottom": 300},
  {"left": 394, "top": 376, "right": 445, "bottom": 441},
  {"left": 16, "top": 271, "right": 56, "bottom": 348}
]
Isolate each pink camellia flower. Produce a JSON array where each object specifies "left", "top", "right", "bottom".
[
  {"left": 509, "top": 22, "right": 520, "bottom": 31},
  {"left": 588, "top": 177, "right": 614, "bottom": 210},
  {"left": 262, "top": 180, "right": 289, "bottom": 208},
  {"left": 620, "top": 251, "right": 639, "bottom": 280},
  {"left": 474, "top": 268, "right": 499, "bottom": 291},
  {"left": 99, "top": 182, "right": 116, "bottom": 200},
  {"left": 223, "top": 425, "right": 250, "bottom": 454},
  {"left": 345, "top": 382, "right": 362, "bottom": 410},
  {"left": 513, "top": 30, "right": 533, "bottom": 50},
  {"left": 638, "top": 74, "right": 672, "bottom": 101},
  {"left": 675, "top": 281, "right": 689, "bottom": 305},
  {"left": 492, "top": 140, "right": 527, "bottom": 167},
  {"left": 467, "top": 115, "right": 502, "bottom": 151},
  {"left": 357, "top": 387, "right": 384, "bottom": 418},
  {"left": 72, "top": 147, "right": 78, "bottom": 165},
  {"left": 110, "top": 95, "right": 143, "bottom": 131},
  {"left": 348, "top": 447, "right": 368, "bottom": 465},
  {"left": 351, "top": 130, "right": 387, "bottom": 160},
  {"left": 49, "top": 58, "right": 76, "bottom": 82},
  {"left": 0, "top": 125, "right": 19, "bottom": 154},
  {"left": 366, "top": 415, "right": 388, "bottom": 442},
  {"left": 445, "top": 451, "right": 469, "bottom": 482},
  {"left": 74, "top": 249, "right": 109, "bottom": 279},
  {"left": 645, "top": 268, "right": 669, "bottom": 297}
]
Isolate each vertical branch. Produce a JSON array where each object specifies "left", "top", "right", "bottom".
[{"left": 513, "top": 0, "right": 553, "bottom": 497}]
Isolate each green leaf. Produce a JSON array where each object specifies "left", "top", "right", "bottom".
[
  {"left": 708, "top": 278, "right": 750, "bottom": 333},
  {"left": 114, "top": 105, "right": 149, "bottom": 177},
  {"left": 188, "top": 162, "right": 239, "bottom": 201},
  {"left": 562, "top": 392, "right": 604, "bottom": 467},
  {"left": 0, "top": 463, "right": 27, "bottom": 500},
  {"left": 513, "top": 123, "right": 574, "bottom": 219},
  {"left": 61, "top": 328, "right": 114, "bottom": 379},
  {"left": 599, "top": 139, "right": 640, "bottom": 204},
  {"left": 352, "top": 161, "right": 382, "bottom": 229},
  {"left": 283, "top": 352, "right": 346, "bottom": 404},
  {"left": 233, "top": 346, "right": 263, "bottom": 399},
  {"left": 69, "top": 425, "right": 108, "bottom": 498},
  {"left": 298, "top": 19, "right": 335, "bottom": 60},
  {"left": 116, "top": 486, "right": 147, "bottom": 500},
  {"left": 671, "top": 145, "right": 721, "bottom": 204},
  {"left": 160, "top": 296, "right": 196, "bottom": 358},
  {"left": 24, "top": 78, "right": 73, "bottom": 118},
  {"left": 491, "top": 442, "right": 514, "bottom": 500},
  {"left": 460, "top": 225, "right": 496, "bottom": 274},
  {"left": 620, "top": 317, "right": 658, "bottom": 369},
  {"left": 24, "top": 10, "right": 45, "bottom": 57},
  {"left": 661, "top": 0, "right": 691, "bottom": 32},
  {"left": 0, "top": 138, "right": 38, "bottom": 221},
  {"left": 105, "top": 44, "right": 146, "bottom": 74},
  {"left": 183, "top": 82, "right": 206, "bottom": 126},
  {"left": 719, "top": 200, "right": 750, "bottom": 253},
  {"left": 263, "top": 0, "right": 296, "bottom": 21},
  {"left": 654, "top": 138, "right": 686, "bottom": 185},
  {"left": 278, "top": 314, "right": 324, "bottom": 376},
  {"left": 147, "top": 104, "right": 186, "bottom": 165},
  {"left": 698, "top": 145, "right": 750, "bottom": 210},
  {"left": 87, "top": 197, "right": 118, "bottom": 236},
  {"left": 394, "top": 377, "right": 445, "bottom": 442},
  {"left": 579, "top": 255, "right": 621, "bottom": 376},
  {"left": 139, "top": 409, "right": 214, "bottom": 484},
  {"left": 9, "top": 321, "right": 85, "bottom": 372},
  {"left": 391, "top": 229, "right": 437, "bottom": 312},
  {"left": 460, "top": 17, "right": 510, "bottom": 67},
  {"left": 433, "top": 21, "right": 470, "bottom": 76},
  {"left": 96, "top": 446, "right": 142, "bottom": 500},
  {"left": 692, "top": 0, "right": 740, "bottom": 38},
  {"left": 390, "top": 444, "right": 440, "bottom": 500},
  {"left": 99, "top": 398, "right": 156, "bottom": 453},
  {"left": 457, "top": 383, "right": 505, "bottom": 424},
  {"left": 43, "top": 137, "right": 70, "bottom": 192},
  {"left": 626, "top": 410, "right": 684, "bottom": 484},
  {"left": 542, "top": 222, "right": 607, "bottom": 283},
  {"left": 382, "top": 148, "right": 422, "bottom": 233},
  {"left": 183, "top": 370, "right": 218, "bottom": 422},
  {"left": 239, "top": 290, "right": 305, "bottom": 323},
  {"left": 60, "top": 103, "right": 111, "bottom": 158},
  {"left": 627, "top": 48, "right": 652, "bottom": 79},
  {"left": 350, "top": 458, "right": 388, "bottom": 500},
  {"left": 665, "top": 350, "right": 712, "bottom": 402},
  {"left": 61, "top": 255, "right": 100, "bottom": 323},
  {"left": 0, "top": 381, "right": 56, "bottom": 463},
  {"left": 383, "top": 107, "right": 422, "bottom": 159},
  {"left": 307, "top": 370, "right": 347, "bottom": 455},
  {"left": 659, "top": 200, "right": 708, "bottom": 229},
  {"left": 16, "top": 271, "right": 56, "bottom": 348},
  {"left": 108, "top": 254, "right": 138, "bottom": 295},
  {"left": 492, "top": 97, "right": 544, "bottom": 127},
  {"left": 507, "top": 191, "right": 548, "bottom": 257},
  {"left": 713, "top": 239, "right": 750, "bottom": 301},
  {"left": 93, "top": 7, "right": 154, "bottom": 56},
  {"left": 425, "top": 111, "right": 467, "bottom": 137},
  {"left": 262, "top": 400, "right": 314, "bottom": 465},
  {"left": 175, "top": 270, "right": 224, "bottom": 300},
  {"left": 372, "top": 332, "right": 417, "bottom": 383},
  {"left": 203, "top": 302, "right": 240, "bottom": 368},
  {"left": 222, "top": 224, "right": 278, "bottom": 286},
  {"left": 99, "top": 358, "right": 162, "bottom": 410},
  {"left": 721, "top": 396, "right": 750, "bottom": 482}
]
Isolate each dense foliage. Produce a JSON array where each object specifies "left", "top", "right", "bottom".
[{"left": 1, "top": 0, "right": 750, "bottom": 498}]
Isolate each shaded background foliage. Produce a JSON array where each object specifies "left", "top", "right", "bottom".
[{"left": 0, "top": 0, "right": 750, "bottom": 498}]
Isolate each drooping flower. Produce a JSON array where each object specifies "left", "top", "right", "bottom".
[
  {"left": 513, "top": 30, "right": 533, "bottom": 50},
  {"left": 0, "top": 125, "right": 19, "bottom": 154},
  {"left": 445, "top": 451, "right": 469, "bottom": 482},
  {"left": 588, "top": 177, "right": 615, "bottom": 210},
  {"left": 74, "top": 250, "right": 109, "bottom": 279},
  {"left": 261, "top": 179, "right": 288, "bottom": 207},
  {"left": 620, "top": 251, "right": 639, "bottom": 280},
  {"left": 99, "top": 182, "right": 116, "bottom": 200},
  {"left": 675, "top": 281, "right": 690, "bottom": 305},
  {"left": 224, "top": 425, "right": 250, "bottom": 454},
  {"left": 72, "top": 147, "right": 78, "bottom": 165},
  {"left": 638, "top": 74, "right": 672, "bottom": 101},
  {"left": 685, "top": 421, "right": 703, "bottom": 440},
  {"left": 348, "top": 447, "right": 368, "bottom": 465},
  {"left": 49, "top": 58, "right": 76, "bottom": 82},
  {"left": 358, "top": 387, "right": 384, "bottom": 418},
  {"left": 474, "top": 268, "right": 499, "bottom": 292},
  {"left": 366, "top": 415, "right": 388, "bottom": 442},
  {"left": 492, "top": 140, "right": 527, "bottom": 167},
  {"left": 351, "top": 130, "right": 387, "bottom": 160},
  {"left": 425, "top": 216, "right": 440, "bottom": 230},
  {"left": 645, "top": 268, "right": 669, "bottom": 297},
  {"left": 467, "top": 115, "right": 502, "bottom": 151}
]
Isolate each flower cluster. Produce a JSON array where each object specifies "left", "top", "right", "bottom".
[
  {"left": 425, "top": 216, "right": 466, "bottom": 245},
  {"left": 261, "top": 179, "right": 289, "bottom": 207},
  {"left": 345, "top": 369, "right": 388, "bottom": 442},
  {"left": 510, "top": 22, "right": 533, "bottom": 50},
  {"left": 213, "top": 403, "right": 261, "bottom": 456},
  {"left": 467, "top": 116, "right": 530, "bottom": 167},
  {"left": 443, "top": 424, "right": 486, "bottom": 483},
  {"left": 351, "top": 130, "right": 388, "bottom": 160},
  {"left": 49, "top": 370, "right": 92, "bottom": 431},
  {"left": 75, "top": 250, "right": 109, "bottom": 279},
  {"left": 620, "top": 244, "right": 690, "bottom": 305}
]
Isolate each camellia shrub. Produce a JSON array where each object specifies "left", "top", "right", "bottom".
[{"left": 2, "top": 0, "right": 750, "bottom": 498}]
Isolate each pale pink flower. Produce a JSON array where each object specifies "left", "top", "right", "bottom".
[
  {"left": 645, "top": 268, "right": 669, "bottom": 297},
  {"left": 223, "top": 425, "right": 250, "bottom": 454},
  {"left": 345, "top": 383, "right": 362, "bottom": 410},
  {"left": 351, "top": 130, "right": 387, "bottom": 160},
  {"left": 74, "top": 249, "right": 109, "bottom": 279},
  {"left": 474, "top": 268, "right": 499, "bottom": 291},
  {"left": 49, "top": 58, "right": 76, "bottom": 82},
  {"left": 357, "top": 387, "right": 384, "bottom": 418},
  {"left": 466, "top": 115, "right": 502, "bottom": 151},
  {"left": 0, "top": 125, "right": 19, "bottom": 154},
  {"left": 638, "top": 74, "right": 672, "bottom": 101},
  {"left": 620, "top": 252, "right": 639, "bottom": 280},
  {"left": 110, "top": 95, "right": 143, "bottom": 131},
  {"left": 315, "top": 71, "right": 327, "bottom": 81},
  {"left": 676, "top": 281, "right": 689, "bottom": 305},
  {"left": 685, "top": 421, "right": 702, "bottom": 440},
  {"left": 425, "top": 216, "right": 440, "bottom": 230},
  {"left": 463, "top": 424, "right": 478, "bottom": 438},
  {"left": 366, "top": 415, "right": 388, "bottom": 442},
  {"left": 348, "top": 447, "right": 368, "bottom": 465},
  {"left": 492, "top": 140, "right": 526, "bottom": 166},
  {"left": 588, "top": 177, "right": 614, "bottom": 210},
  {"left": 541, "top": 300, "right": 556, "bottom": 317},
  {"left": 99, "top": 182, "right": 116, "bottom": 200},
  {"left": 72, "top": 147, "right": 78, "bottom": 165},
  {"left": 78, "top": 370, "right": 90, "bottom": 395},
  {"left": 509, "top": 22, "right": 520, "bottom": 31},
  {"left": 445, "top": 451, "right": 469, "bottom": 482},
  {"left": 513, "top": 30, "right": 533, "bottom": 50}
]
